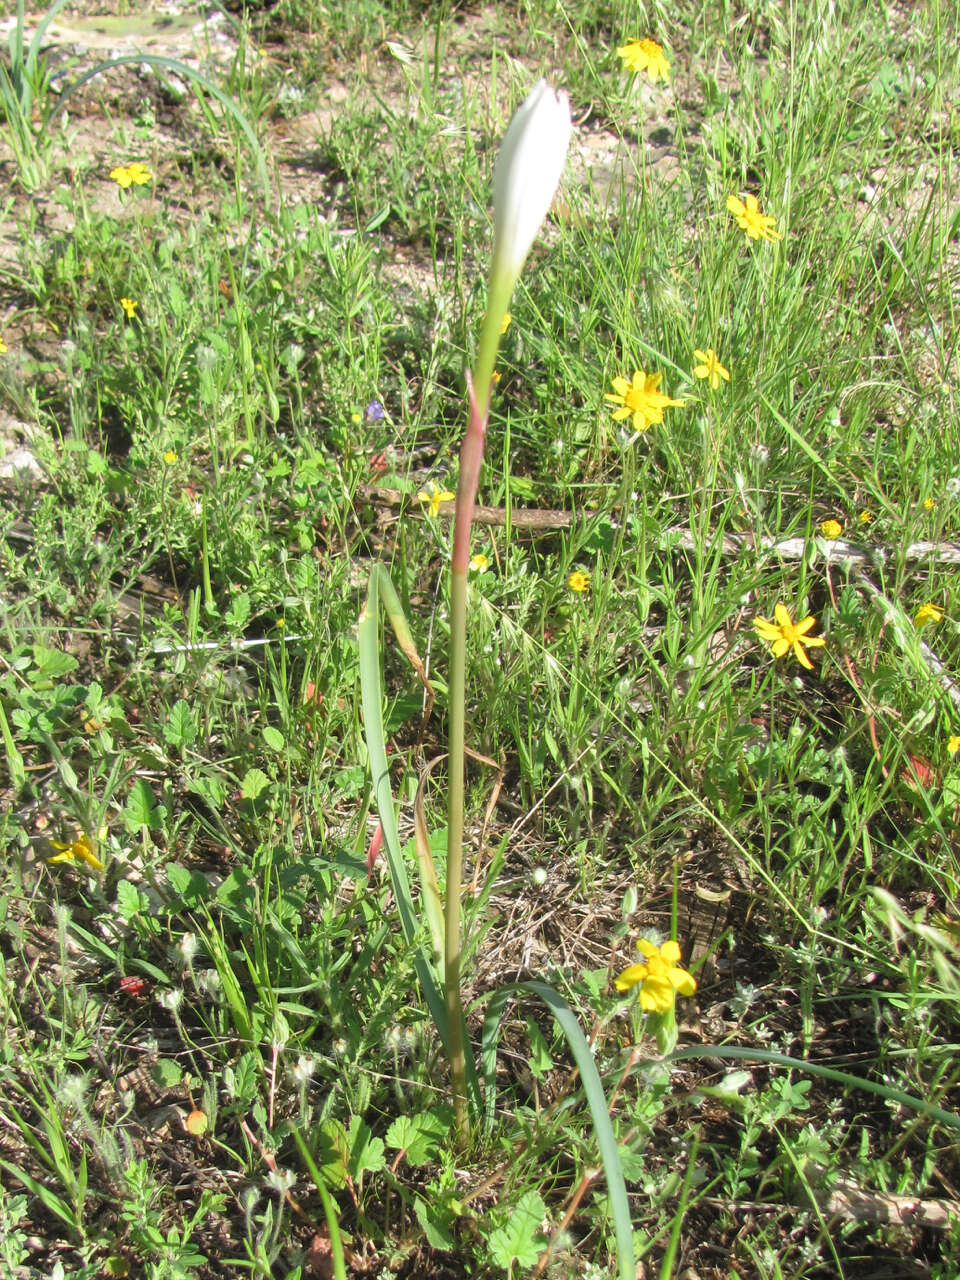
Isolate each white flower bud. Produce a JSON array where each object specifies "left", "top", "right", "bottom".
[{"left": 491, "top": 80, "right": 572, "bottom": 294}]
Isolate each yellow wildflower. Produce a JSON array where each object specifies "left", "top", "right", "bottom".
[
  {"left": 753, "top": 603, "right": 827, "bottom": 671},
  {"left": 120, "top": 297, "right": 138, "bottom": 319},
  {"left": 49, "top": 832, "right": 105, "bottom": 872},
  {"left": 820, "top": 519, "right": 843, "bottom": 539},
  {"left": 914, "top": 602, "right": 943, "bottom": 629},
  {"left": 568, "top": 570, "right": 590, "bottom": 593},
  {"left": 110, "top": 162, "right": 151, "bottom": 188},
  {"left": 924, "top": 497, "right": 935, "bottom": 510},
  {"left": 859, "top": 510, "right": 874, "bottom": 525},
  {"left": 948, "top": 735, "right": 960, "bottom": 757},
  {"left": 469, "top": 553, "right": 490, "bottom": 572},
  {"left": 163, "top": 449, "right": 178, "bottom": 465},
  {"left": 615, "top": 939, "right": 696, "bottom": 1012},
  {"left": 606, "top": 368, "right": 684, "bottom": 434},
  {"left": 417, "top": 484, "right": 456, "bottom": 517},
  {"left": 0, "top": 336, "right": 7, "bottom": 354},
  {"left": 726, "top": 193, "right": 782, "bottom": 242},
  {"left": 692, "top": 348, "right": 730, "bottom": 390},
  {"left": 499, "top": 313, "right": 512, "bottom": 335},
  {"left": 616, "top": 38, "right": 671, "bottom": 83}
]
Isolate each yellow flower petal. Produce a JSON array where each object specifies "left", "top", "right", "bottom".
[{"left": 614, "top": 963, "right": 647, "bottom": 992}]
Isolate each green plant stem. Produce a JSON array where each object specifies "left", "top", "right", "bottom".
[
  {"left": 472, "top": 273, "right": 512, "bottom": 423},
  {"left": 289, "top": 1128, "right": 347, "bottom": 1280},
  {"left": 444, "top": 265, "right": 513, "bottom": 1132},
  {"left": 445, "top": 563, "right": 469, "bottom": 1133},
  {"left": 445, "top": 372, "right": 494, "bottom": 1135}
]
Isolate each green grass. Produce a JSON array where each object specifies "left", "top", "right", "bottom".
[{"left": 2, "top": 0, "right": 960, "bottom": 1275}]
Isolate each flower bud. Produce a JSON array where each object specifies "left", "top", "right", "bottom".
[{"left": 491, "top": 79, "right": 572, "bottom": 294}]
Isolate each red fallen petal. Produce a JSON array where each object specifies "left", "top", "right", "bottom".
[
  {"left": 903, "top": 753, "right": 934, "bottom": 788},
  {"left": 119, "top": 976, "right": 148, "bottom": 998},
  {"left": 366, "top": 822, "right": 384, "bottom": 880}
]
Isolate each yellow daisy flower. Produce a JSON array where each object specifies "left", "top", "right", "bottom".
[
  {"left": 726, "top": 193, "right": 782, "bottom": 242},
  {"left": 606, "top": 369, "right": 684, "bottom": 434},
  {"left": 947, "top": 734, "right": 960, "bottom": 757},
  {"left": 568, "top": 570, "right": 590, "bottom": 592},
  {"left": 692, "top": 348, "right": 730, "bottom": 390},
  {"left": 417, "top": 484, "right": 456, "bottom": 517},
  {"left": 120, "top": 297, "right": 138, "bottom": 319},
  {"left": 615, "top": 939, "right": 696, "bottom": 1012},
  {"left": 616, "top": 38, "right": 671, "bottom": 83},
  {"left": 914, "top": 602, "right": 943, "bottom": 629},
  {"left": 753, "top": 603, "right": 827, "bottom": 671},
  {"left": 49, "top": 832, "right": 105, "bottom": 872},
  {"left": 820, "top": 519, "right": 843, "bottom": 539}
]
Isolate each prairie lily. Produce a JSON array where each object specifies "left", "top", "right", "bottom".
[{"left": 474, "top": 80, "right": 572, "bottom": 412}]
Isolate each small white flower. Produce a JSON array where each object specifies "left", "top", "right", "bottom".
[
  {"left": 196, "top": 969, "right": 221, "bottom": 999},
  {"left": 290, "top": 1054, "right": 316, "bottom": 1085},
  {"left": 157, "top": 987, "right": 184, "bottom": 1013},
  {"left": 177, "top": 932, "right": 198, "bottom": 966},
  {"left": 491, "top": 80, "right": 572, "bottom": 294},
  {"left": 58, "top": 1072, "right": 91, "bottom": 1109},
  {"left": 947, "top": 476, "right": 960, "bottom": 498},
  {"left": 265, "top": 1167, "right": 296, "bottom": 1195}
]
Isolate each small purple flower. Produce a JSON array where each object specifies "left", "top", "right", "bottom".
[{"left": 365, "top": 400, "right": 385, "bottom": 422}]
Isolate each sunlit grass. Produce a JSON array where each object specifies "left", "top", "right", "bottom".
[{"left": 1, "top": 0, "right": 959, "bottom": 1275}]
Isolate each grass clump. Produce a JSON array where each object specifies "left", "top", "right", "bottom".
[{"left": 1, "top": 0, "right": 959, "bottom": 1276}]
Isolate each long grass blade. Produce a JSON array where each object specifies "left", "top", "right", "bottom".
[
  {"left": 289, "top": 1127, "right": 348, "bottom": 1280},
  {"left": 360, "top": 566, "right": 479, "bottom": 1100},
  {"left": 55, "top": 55, "right": 270, "bottom": 203},
  {"left": 481, "top": 981, "right": 635, "bottom": 1280},
  {"left": 660, "top": 1044, "right": 960, "bottom": 1132}
]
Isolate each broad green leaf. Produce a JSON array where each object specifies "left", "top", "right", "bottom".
[
  {"left": 486, "top": 1190, "right": 546, "bottom": 1270},
  {"left": 263, "top": 726, "right": 285, "bottom": 752},
  {"left": 124, "top": 779, "right": 160, "bottom": 831},
  {"left": 241, "top": 768, "right": 271, "bottom": 801},
  {"left": 314, "top": 1120, "right": 350, "bottom": 1189},
  {"left": 347, "top": 1116, "right": 385, "bottom": 1176},
  {"left": 151, "top": 1059, "right": 183, "bottom": 1089},
  {"left": 166, "top": 864, "right": 212, "bottom": 905},
  {"left": 415, "top": 1195, "right": 458, "bottom": 1251},
  {"left": 115, "top": 880, "right": 150, "bottom": 921},
  {"left": 164, "top": 700, "right": 198, "bottom": 749},
  {"left": 385, "top": 1108, "right": 450, "bottom": 1167},
  {"left": 29, "top": 645, "right": 79, "bottom": 681}
]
